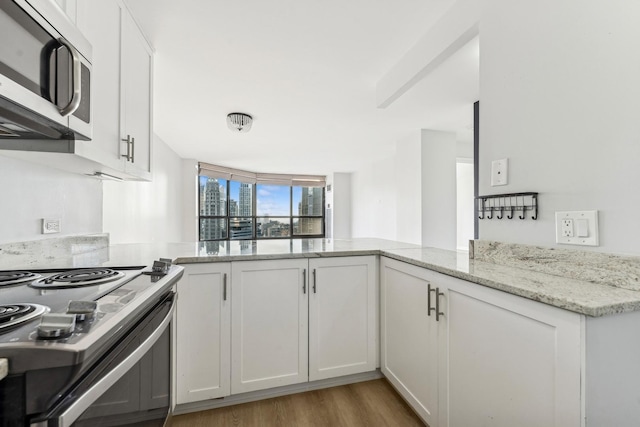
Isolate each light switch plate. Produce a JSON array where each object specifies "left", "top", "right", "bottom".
[
  {"left": 491, "top": 158, "right": 508, "bottom": 186},
  {"left": 555, "top": 211, "right": 599, "bottom": 246}
]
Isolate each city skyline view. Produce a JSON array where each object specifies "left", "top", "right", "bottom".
[{"left": 199, "top": 176, "right": 324, "bottom": 240}]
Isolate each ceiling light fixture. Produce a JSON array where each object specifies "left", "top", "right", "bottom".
[{"left": 226, "top": 112, "right": 253, "bottom": 133}]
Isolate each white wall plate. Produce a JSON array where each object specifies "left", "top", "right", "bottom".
[{"left": 555, "top": 211, "right": 599, "bottom": 246}]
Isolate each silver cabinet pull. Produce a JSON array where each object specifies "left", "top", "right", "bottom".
[
  {"left": 435, "top": 287, "right": 444, "bottom": 322},
  {"left": 427, "top": 284, "right": 444, "bottom": 321},
  {"left": 121, "top": 135, "right": 133, "bottom": 162},
  {"left": 302, "top": 269, "right": 307, "bottom": 294},
  {"left": 130, "top": 136, "right": 135, "bottom": 163},
  {"left": 223, "top": 273, "right": 227, "bottom": 301},
  {"left": 312, "top": 269, "right": 317, "bottom": 293},
  {"left": 57, "top": 38, "right": 82, "bottom": 117}
]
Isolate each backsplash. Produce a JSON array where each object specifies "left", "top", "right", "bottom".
[
  {"left": 0, "top": 234, "right": 109, "bottom": 269},
  {"left": 0, "top": 155, "right": 103, "bottom": 244},
  {"left": 471, "top": 240, "right": 640, "bottom": 292}
]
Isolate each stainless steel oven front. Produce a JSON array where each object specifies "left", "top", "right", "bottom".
[
  {"left": 0, "top": 264, "right": 183, "bottom": 427},
  {"left": 31, "top": 291, "right": 175, "bottom": 427}
]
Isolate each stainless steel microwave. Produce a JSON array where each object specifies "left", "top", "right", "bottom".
[{"left": 0, "top": 0, "right": 92, "bottom": 144}]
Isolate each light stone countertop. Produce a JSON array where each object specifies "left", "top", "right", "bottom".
[
  {"left": 382, "top": 247, "right": 640, "bottom": 317},
  {"left": 3, "top": 236, "right": 640, "bottom": 317}
]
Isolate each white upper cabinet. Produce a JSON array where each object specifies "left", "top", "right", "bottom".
[
  {"left": 121, "top": 7, "right": 152, "bottom": 179},
  {"left": 75, "top": 0, "right": 123, "bottom": 172},
  {"left": 53, "top": 0, "right": 77, "bottom": 23},
  {"left": 74, "top": 0, "right": 153, "bottom": 180}
]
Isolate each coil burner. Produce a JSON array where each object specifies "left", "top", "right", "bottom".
[
  {"left": 0, "top": 271, "right": 42, "bottom": 287},
  {"left": 30, "top": 268, "right": 125, "bottom": 289},
  {"left": 0, "top": 304, "right": 49, "bottom": 331}
]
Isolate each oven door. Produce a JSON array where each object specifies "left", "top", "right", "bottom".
[{"left": 31, "top": 291, "right": 175, "bottom": 427}]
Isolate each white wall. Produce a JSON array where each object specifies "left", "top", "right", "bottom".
[
  {"left": 181, "top": 158, "right": 198, "bottom": 241},
  {"left": 421, "top": 129, "right": 457, "bottom": 250},
  {"left": 395, "top": 131, "right": 422, "bottom": 245},
  {"left": 350, "top": 156, "right": 397, "bottom": 240},
  {"left": 0, "top": 155, "right": 102, "bottom": 244},
  {"left": 479, "top": 0, "right": 640, "bottom": 255},
  {"left": 350, "top": 129, "right": 461, "bottom": 248},
  {"left": 103, "top": 135, "right": 184, "bottom": 243},
  {"left": 331, "top": 172, "right": 352, "bottom": 239},
  {"left": 456, "top": 160, "right": 474, "bottom": 250}
]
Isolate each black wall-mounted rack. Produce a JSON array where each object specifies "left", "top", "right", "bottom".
[{"left": 476, "top": 192, "right": 538, "bottom": 220}]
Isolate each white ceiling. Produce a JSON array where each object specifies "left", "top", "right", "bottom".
[{"left": 124, "top": 0, "right": 479, "bottom": 176}]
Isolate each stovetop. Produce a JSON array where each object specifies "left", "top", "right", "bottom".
[
  {"left": 0, "top": 267, "right": 142, "bottom": 312},
  {"left": 0, "top": 264, "right": 184, "bottom": 373}
]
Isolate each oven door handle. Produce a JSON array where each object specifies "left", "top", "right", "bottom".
[{"left": 55, "top": 296, "right": 175, "bottom": 427}]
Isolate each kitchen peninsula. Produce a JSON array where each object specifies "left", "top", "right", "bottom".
[{"left": 3, "top": 235, "right": 640, "bottom": 426}]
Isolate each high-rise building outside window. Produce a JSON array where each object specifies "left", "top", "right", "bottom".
[{"left": 197, "top": 163, "right": 325, "bottom": 241}]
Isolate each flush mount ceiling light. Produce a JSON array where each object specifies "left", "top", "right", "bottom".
[{"left": 226, "top": 113, "right": 253, "bottom": 133}]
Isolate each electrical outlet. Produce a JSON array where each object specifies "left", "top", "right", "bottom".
[
  {"left": 561, "top": 219, "right": 574, "bottom": 237},
  {"left": 42, "top": 219, "right": 61, "bottom": 234},
  {"left": 555, "top": 211, "right": 598, "bottom": 246},
  {"left": 491, "top": 158, "right": 508, "bottom": 186}
]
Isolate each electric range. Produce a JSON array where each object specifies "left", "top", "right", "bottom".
[{"left": 0, "top": 261, "right": 184, "bottom": 426}]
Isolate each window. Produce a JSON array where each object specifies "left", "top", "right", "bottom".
[{"left": 198, "top": 163, "right": 325, "bottom": 241}]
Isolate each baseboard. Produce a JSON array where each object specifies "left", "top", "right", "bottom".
[{"left": 173, "top": 370, "right": 383, "bottom": 416}]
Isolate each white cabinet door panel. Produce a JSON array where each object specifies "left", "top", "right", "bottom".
[
  {"left": 121, "top": 6, "right": 152, "bottom": 179},
  {"left": 175, "top": 263, "right": 230, "bottom": 404},
  {"left": 309, "top": 256, "right": 377, "bottom": 381},
  {"left": 442, "top": 275, "right": 582, "bottom": 427},
  {"left": 381, "top": 258, "right": 439, "bottom": 426},
  {"left": 231, "top": 259, "right": 308, "bottom": 394}
]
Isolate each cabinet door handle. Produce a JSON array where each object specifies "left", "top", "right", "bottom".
[
  {"left": 435, "top": 287, "right": 444, "bottom": 322},
  {"left": 223, "top": 273, "right": 227, "bottom": 301},
  {"left": 121, "top": 135, "right": 132, "bottom": 162},
  {"left": 427, "top": 283, "right": 434, "bottom": 317},
  {"left": 302, "top": 269, "right": 307, "bottom": 294},
  {"left": 130, "top": 136, "right": 135, "bottom": 163},
  {"left": 312, "top": 269, "right": 317, "bottom": 293}
]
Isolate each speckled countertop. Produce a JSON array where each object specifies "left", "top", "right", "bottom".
[
  {"left": 2, "top": 235, "right": 640, "bottom": 317},
  {"left": 382, "top": 247, "right": 640, "bottom": 317}
]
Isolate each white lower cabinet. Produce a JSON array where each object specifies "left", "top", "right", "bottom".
[
  {"left": 309, "top": 256, "right": 377, "bottom": 381},
  {"left": 381, "top": 257, "right": 582, "bottom": 427},
  {"left": 175, "top": 256, "right": 377, "bottom": 404},
  {"left": 381, "top": 258, "right": 439, "bottom": 426},
  {"left": 231, "top": 259, "right": 309, "bottom": 394},
  {"left": 175, "top": 263, "right": 230, "bottom": 404}
]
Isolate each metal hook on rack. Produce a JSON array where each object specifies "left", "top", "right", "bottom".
[
  {"left": 478, "top": 198, "right": 485, "bottom": 219},
  {"left": 519, "top": 205, "right": 527, "bottom": 220},
  {"left": 507, "top": 206, "right": 514, "bottom": 219},
  {"left": 531, "top": 195, "right": 538, "bottom": 220},
  {"left": 497, "top": 206, "right": 504, "bottom": 219},
  {"left": 487, "top": 206, "right": 494, "bottom": 219}
]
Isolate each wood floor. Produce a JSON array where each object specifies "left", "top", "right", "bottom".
[{"left": 171, "top": 379, "right": 425, "bottom": 427}]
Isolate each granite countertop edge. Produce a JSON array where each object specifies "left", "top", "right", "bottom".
[
  {"left": 173, "top": 246, "right": 640, "bottom": 318},
  {"left": 173, "top": 249, "right": 381, "bottom": 264},
  {"left": 378, "top": 252, "right": 638, "bottom": 318}
]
